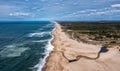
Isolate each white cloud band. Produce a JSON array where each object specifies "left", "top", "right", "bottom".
[
  {"left": 9, "top": 12, "right": 30, "bottom": 16},
  {"left": 111, "top": 4, "right": 120, "bottom": 8}
]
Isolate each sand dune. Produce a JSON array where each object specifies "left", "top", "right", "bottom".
[{"left": 42, "top": 22, "right": 120, "bottom": 71}]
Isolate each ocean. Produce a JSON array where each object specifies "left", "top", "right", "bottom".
[{"left": 0, "top": 21, "right": 55, "bottom": 71}]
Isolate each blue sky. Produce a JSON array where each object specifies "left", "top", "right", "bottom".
[{"left": 0, "top": 0, "right": 120, "bottom": 21}]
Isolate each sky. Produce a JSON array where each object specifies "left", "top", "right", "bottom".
[{"left": 0, "top": 0, "right": 120, "bottom": 21}]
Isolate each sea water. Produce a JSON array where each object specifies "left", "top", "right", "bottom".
[{"left": 0, "top": 21, "right": 55, "bottom": 71}]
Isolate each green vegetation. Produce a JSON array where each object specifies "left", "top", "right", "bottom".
[{"left": 59, "top": 21, "right": 120, "bottom": 47}]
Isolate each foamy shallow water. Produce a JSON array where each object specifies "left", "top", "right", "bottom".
[
  {"left": 0, "top": 21, "right": 55, "bottom": 71},
  {"left": 0, "top": 45, "right": 30, "bottom": 58},
  {"left": 34, "top": 26, "right": 55, "bottom": 71}
]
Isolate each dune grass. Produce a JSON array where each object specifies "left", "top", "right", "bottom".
[{"left": 59, "top": 21, "right": 120, "bottom": 47}]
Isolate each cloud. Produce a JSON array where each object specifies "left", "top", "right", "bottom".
[
  {"left": 60, "top": 7, "right": 120, "bottom": 19},
  {"left": 87, "top": 9, "right": 120, "bottom": 16},
  {"left": 111, "top": 4, "right": 120, "bottom": 8},
  {"left": 0, "top": 5, "right": 18, "bottom": 13},
  {"left": 9, "top": 12, "right": 30, "bottom": 16},
  {"left": 0, "top": 0, "right": 120, "bottom": 20},
  {"left": 0, "top": 4, "right": 30, "bottom": 17}
]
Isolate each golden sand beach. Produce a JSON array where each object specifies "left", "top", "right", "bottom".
[{"left": 42, "top": 22, "right": 120, "bottom": 71}]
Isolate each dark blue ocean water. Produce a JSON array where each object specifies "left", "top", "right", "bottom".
[{"left": 0, "top": 21, "right": 55, "bottom": 71}]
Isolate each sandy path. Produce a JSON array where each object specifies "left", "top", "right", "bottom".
[{"left": 42, "top": 22, "right": 120, "bottom": 71}]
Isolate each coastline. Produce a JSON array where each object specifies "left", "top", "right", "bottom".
[
  {"left": 42, "top": 22, "right": 120, "bottom": 71},
  {"left": 41, "top": 23, "right": 56, "bottom": 71},
  {"left": 35, "top": 23, "right": 55, "bottom": 71}
]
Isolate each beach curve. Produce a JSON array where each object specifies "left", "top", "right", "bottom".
[{"left": 42, "top": 22, "right": 120, "bottom": 71}]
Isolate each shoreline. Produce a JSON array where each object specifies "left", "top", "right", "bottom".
[
  {"left": 42, "top": 22, "right": 120, "bottom": 71},
  {"left": 41, "top": 22, "right": 56, "bottom": 71},
  {"left": 34, "top": 23, "right": 56, "bottom": 71}
]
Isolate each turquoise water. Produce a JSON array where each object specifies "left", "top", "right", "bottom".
[{"left": 0, "top": 21, "right": 55, "bottom": 71}]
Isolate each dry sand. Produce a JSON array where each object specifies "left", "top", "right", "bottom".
[{"left": 42, "top": 22, "right": 120, "bottom": 71}]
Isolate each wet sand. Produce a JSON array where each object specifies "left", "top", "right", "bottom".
[{"left": 42, "top": 22, "right": 120, "bottom": 71}]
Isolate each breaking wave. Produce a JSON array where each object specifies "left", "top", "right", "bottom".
[{"left": 33, "top": 24, "right": 55, "bottom": 71}]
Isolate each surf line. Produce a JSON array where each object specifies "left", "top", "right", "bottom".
[{"left": 53, "top": 46, "right": 108, "bottom": 63}]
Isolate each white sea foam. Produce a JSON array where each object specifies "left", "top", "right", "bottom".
[
  {"left": 28, "top": 32, "right": 50, "bottom": 37},
  {"left": 41, "top": 23, "right": 54, "bottom": 30},
  {"left": 33, "top": 23, "right": 56, "bottom": 71},
  {"left": 0, "top": 44, "right": 30, "bottom": 58},
  {"left": 45, "top": 23, "right": 54, "bottom": 28},
  {"left": 31, "top": 39, "right": 48, "bottom": 43}
]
